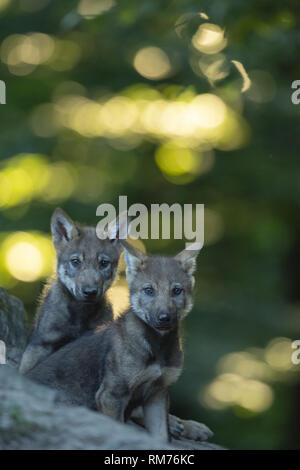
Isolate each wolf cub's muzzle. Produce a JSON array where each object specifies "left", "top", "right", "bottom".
[
  {"left": 153, "top": 311, "right": 176, "bottom": 331},
  {"left": 79, "top": 286, "right": 102, "bottom": 303}
]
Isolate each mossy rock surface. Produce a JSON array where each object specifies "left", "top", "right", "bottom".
[
  {"left": 0, "top": 287, "right": 27, "bottom": 366},
  {"left": 0, "top": 367, "right": 223, "bottom": 450}
]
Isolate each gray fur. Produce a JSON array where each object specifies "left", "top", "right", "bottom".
[
  {"left": 19, "top": 208, "right": 123, "bottom": 374},
  {"left": 26, "top": 243, "right": 207, "bottom": 443}
]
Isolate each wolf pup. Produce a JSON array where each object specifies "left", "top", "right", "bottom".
[
  {"left": 26, "top": 241, "right": 212, "bottom": 442},
  {"left": 19, "top": 208, "right": 123, "bottom": 374}
]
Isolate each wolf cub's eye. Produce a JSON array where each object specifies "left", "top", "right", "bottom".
[
  {"left": 143, "top": 286, "right": 154, "bottom": 296},
  {"left": 100, "top": 259, "right": 110, "bottom": 268},
  {"left": 172, "top": 286, "right": 183, "bottom": 296},
  {"left": 71, "top": 258, "right": 81, "bottom": 267}
]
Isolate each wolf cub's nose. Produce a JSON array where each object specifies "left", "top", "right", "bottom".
[
  {"left": 158, "top": 312, "right": 171, "bottom": 324},
  {"left": 83, "top": 287, "right": 97, "bottom": 298}
]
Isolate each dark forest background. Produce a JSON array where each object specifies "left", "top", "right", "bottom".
[{"left": 0, "top": 0, "right": 300, "bottom": 449}]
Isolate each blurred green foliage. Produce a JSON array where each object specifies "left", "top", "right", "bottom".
[{"left": 0, "top": 0, "right": 300, "bottom": 449}]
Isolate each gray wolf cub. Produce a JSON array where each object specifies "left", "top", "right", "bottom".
[
  {"left": 26, "top": 240, "right": 212, "bottom": 442},
  {"left": 19, "top": 208, "right": 123, "bottom": 374}
]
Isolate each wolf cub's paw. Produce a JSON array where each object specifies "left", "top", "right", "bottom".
[
  {"left": 180, "top": 419, "right": 213, "bottom": 441},
  {"left": 168, "top": 414, "right": 185, "bottom": 439},
  {"left": 169, "top": 415, "right": 213, "bottom": 441}
]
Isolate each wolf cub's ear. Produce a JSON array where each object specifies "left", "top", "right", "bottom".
[
  {"left": 121, "top": 240, "right": 147, "bottom": 275},
  {"left": 175, "top": 242, "right": 202, "bottom": 276},
  {"left": 51, "top": 208, "right": 79, "bottom": 249}
]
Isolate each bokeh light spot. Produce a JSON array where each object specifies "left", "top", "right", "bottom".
[
  {"left": 78, "top": 0, "right": 115, "bottom": 18},
  {"left": 1, "top": 32, "right": 54, "bottom": 75},
  {"left": 265, "top": 338, "right": 293, "bottom": 371},
  {"left": 5, "top": 241, "right": 43, "bottom": 282},
  {"left": 192, "top": 23, "right": 227, "bottom": 54},
  {"left": 155, "top": 144, "right": 198, "bottom": 176},
  {"left": 0, "top": 0, "right": 10, "bottom": 12},
  {"left": 133, "top": 47, "right": 172, "bottom": 80},
  {"left": 1, "top": 232, "right": 55, "bottom": 285}
]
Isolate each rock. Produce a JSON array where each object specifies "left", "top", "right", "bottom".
[
  {"left": 0, "top": 367, "right": 222, "bottom": 450},
  {"left": 0, "top": 287, "right": 27, "bottom": 367}
]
